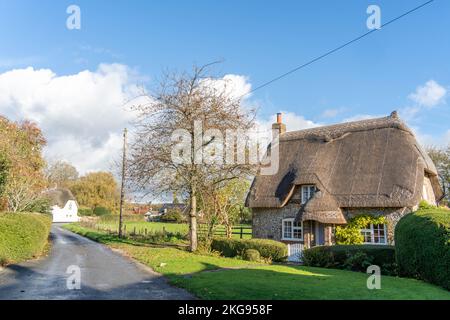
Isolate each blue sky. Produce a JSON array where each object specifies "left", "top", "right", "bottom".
[{"left": 0, "top": 0, "right": 449, "bottom": 174}]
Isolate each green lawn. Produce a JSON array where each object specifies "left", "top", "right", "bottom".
[{"left": 64, "top": 224, "right": 450, "bottom": 300}]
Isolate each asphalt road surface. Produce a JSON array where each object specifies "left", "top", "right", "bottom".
[{"left": 0, "top": 225, "right": 194, "bottom": 300}]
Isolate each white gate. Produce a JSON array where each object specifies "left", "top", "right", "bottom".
[{"left": 287, "top": 243, "right": 304, "bottom": 262}]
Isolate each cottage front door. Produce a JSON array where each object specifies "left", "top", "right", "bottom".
[{"left": 313, "top": 221, "right": 325, "bottom": 246}]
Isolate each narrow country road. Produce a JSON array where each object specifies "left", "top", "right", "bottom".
[{"left": 0, "top": 225, "right": 194, "bottom": 300}]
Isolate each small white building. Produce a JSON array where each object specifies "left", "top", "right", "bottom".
[{"left": 44, "top": 188, "right": 80, "bottom": 223}]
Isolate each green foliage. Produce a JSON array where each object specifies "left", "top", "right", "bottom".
[
  {"left": 69, "top": 172, "right": 120, "bottom": 212},
  {"left": 24, "top": 197, "right": 51, "bottom": 214},
  {"left": 78, "top": 207, "right": 94, "bottom": 216},
  {"left": 395, "top": 207, "right": 450, "bottom": 290},
  {"left": 418, "top": 200, "right": 436, "bottom": 210},
  {"left": 93, "top": 206, "right": 111, "bottom": 216},
  {"left": 0, "top": 153, "right": 10, "bottom": 196},
  {"left": 303, "top": 245, "right": 397, "bottom": 275},
  {"left": 335, "top": 214, "right": 387, "bottom": 244},
  {"left": 0, "top": 213, "right": 52, "bottom": 266},
  {"left": 242, "top": 249, "right": 261, "bottom": 262},
  {"left": 211, "top": 238, "right": 287, "bottom": 262},
  {"left": 161, "top": 208, "right": 184, "bottom": 223}
]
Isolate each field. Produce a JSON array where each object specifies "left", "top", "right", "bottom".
[
  {"left": 86, "top": 215, "right": 252, "bottom": 240},
  {"left": 64, "top": 224, "right": 450, "bottom": 300}
]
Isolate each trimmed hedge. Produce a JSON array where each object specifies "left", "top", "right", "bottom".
[
  {"left": 211, "top": 238, "right": 287, "bottom": 262},
  {"left": 395, "top": 208, "right": 450, "bottom": 290},
  {"left": 93, "top": 207, "right": 111, "bottom": 216},
  {"left": 303, "top": 245, "right": 397, "bottom": 274},
  {"left": 0, "top": 213, "right": 52, "bottom": 266}
]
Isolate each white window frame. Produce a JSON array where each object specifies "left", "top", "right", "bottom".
[
  {"left": 361, "top": 223, "right": 387, "bottom": 245},
  {"left": 282, "top": 218, "right": 303, "bottom": 241},
  {"left": 301, "top": 185, "right": 316, "bottom": 204}
]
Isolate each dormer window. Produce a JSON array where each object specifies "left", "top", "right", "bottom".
[{"left": 301, "top": 185, "right": 316, "bottom": 204}]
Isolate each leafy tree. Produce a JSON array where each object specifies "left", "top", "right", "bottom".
[
  {"left": 427, "top": 146, "right": 450, "bottom": 205},
  {"left": 70, "top": 172, "right": 120, "bottom": 212},
  {"left": 0, "top": 117, "right": 47, "bottom": 212},
  {"left": 199, "top": 178, "right": 250, "bottom": 239},
  {"left": 45, "top": 160, "right": 79, "bottom": 188}
]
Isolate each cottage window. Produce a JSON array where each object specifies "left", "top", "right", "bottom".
[
  {"left": 361, "top": 224, "right": 387, "bottom": 244},
  {"left": 301, "top": 185, "right": 316, "bottom": 204},
  {"left": 282, "top": 218, "right": 303, "bottom": 241}
]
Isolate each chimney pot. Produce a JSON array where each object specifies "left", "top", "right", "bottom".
[{"left": 276, "top": 113, "right": 282, "bottom": 124}]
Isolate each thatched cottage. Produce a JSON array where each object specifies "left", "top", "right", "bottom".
[{"left": 246, "top": 112, "right": 443, "bottom": 250}]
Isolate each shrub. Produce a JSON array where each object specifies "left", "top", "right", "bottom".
[
  {"left": 211, "top": 238, "right": 287, "bottom": 262},
  {"left": 0, "top": 213, "right": 52, "bottom": 266},
  {"left": 395, "top": 207, "right": 450, "bottom": 290},
  {"left": 243, "top": 249, "right": 260, "bottom": 262},
  {"left": 335, "top": 215, "right": 387, "bottom": 244},
  {"left": 303, "top": 245, "right": 396, "bottom": 274},
  {"left": 93, "top": 207, "right": 111, "bottom": 216},
  {"left": 161, "top": 209, "right": 184, "bottom": 223},
  {"left": 78, "top": 207, "right": 94, "bottom": 216}
]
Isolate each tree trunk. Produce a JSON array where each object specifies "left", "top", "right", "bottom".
[{"left": 189, "top": 186, "right": 198, "bottom": 252}]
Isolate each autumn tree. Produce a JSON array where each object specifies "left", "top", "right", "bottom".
[
  {"left": 45, "top": 160, "right": 79, "bottom": 188},
  {"left": 128, "top": 65, "right": 256, "bottom": 251},
  {"left": 0, "top": 117, "right": 47, "bottom": 212},
  {"left": 199, "top": 178, "right": 250, "bottom": 239},
  {"left": 70, "top": 171, "right": 120, "bottom": 212},
  {"left": 427, "top": 145, "right": 450, "bottom": 205}
]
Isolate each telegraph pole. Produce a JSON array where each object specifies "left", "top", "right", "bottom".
[{"left": 118, "top": 128, "right": 127, "bottom": 238}]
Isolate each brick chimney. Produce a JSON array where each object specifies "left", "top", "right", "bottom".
[{"left": 272, "top": 112, "right": 286, "bottom": 138}]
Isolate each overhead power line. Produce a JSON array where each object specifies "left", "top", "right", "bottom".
[{"left": 243, "top": 0, "right": 435, "bottom": 98}]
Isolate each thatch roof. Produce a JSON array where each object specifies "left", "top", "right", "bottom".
[
  {"left": 43, "top": 188, "right": 76, "bottom": 208},
  {"left": 247, "top": 112, "right": 442, "bottom": 215}
]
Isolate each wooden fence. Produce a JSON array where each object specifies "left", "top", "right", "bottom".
[{"left": 198, "top": 224, "right": 252, "bottom": 239}]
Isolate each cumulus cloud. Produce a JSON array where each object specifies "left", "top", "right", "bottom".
[
  {"left": 0, "top": 64, "right": 144, "bottom": 174},
  {"left": 0, "top": 65, "right": 255, "bottom": 175},
  {"left": 342, "top": 114, "right": 383, "bottom": 122},
  {"left": 257, "top": 111, "right": 320, "bottom": 133},
  {"left": 408, "top": 80, "right": 447, "bottom": 107}
]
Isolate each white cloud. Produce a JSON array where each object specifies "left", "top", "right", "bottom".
[
  {"left": 408, "top": 80, "right": 447, "bottom": 108},
  {"left": 0, "top": 64, "right": 143, "bottom": 174},
  {"left": 200, "top": 74, "right": 252, "bottom": 100},
  {"left": 0, "top": 65, "right": 255, "bottom": 175},
  {"left": 321, "top": 107, "right": 346, "bottom": 118},
  {"left": 342, "top": 114, "right": 382, "bottom": 122},
  {"left": 257, "top": 111, "right": 320, "bottom": 133}
]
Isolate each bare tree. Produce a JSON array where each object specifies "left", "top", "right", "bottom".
[
  {"left": 45, "top": 160, "right": 79, "bottom": 188},
  {"left": 128, "top": 64, "right": 256, "bottom": 251}
]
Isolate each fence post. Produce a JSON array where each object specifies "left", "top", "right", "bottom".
[{"left": 240, "top": 227, "right": 243, "bottom": 239}]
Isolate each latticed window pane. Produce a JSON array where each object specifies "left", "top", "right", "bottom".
[
  {"left": 293, "top": 221, "right": 302, "bottom": 239},
  {"left": 301, "top": 185, "right": 316, "bottom": 204},
  {"left": 283, "top": 221, "right": 292, "bottom": 239}
]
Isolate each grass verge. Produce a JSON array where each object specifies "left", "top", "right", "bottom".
[{"left": 64, "top": 224, "right": 450, "bottom": 300}]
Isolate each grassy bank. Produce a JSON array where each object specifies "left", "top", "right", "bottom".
[
  {"left": 0, "top": 213, "right": 52, "bottom": 266},
  {"left": 64, "top": 224, "right": 450, "bottom": 300}
]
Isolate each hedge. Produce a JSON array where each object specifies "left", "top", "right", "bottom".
[
  {"left": 211, "top": 238, "right": 287, "bottom": 262},
  {"left": 395, "top": 207, "right": 450, "bottom": 290},
  {"left": 303, "top": 245, "right": 397, "bottom": 274},
  {"left": 0, "top": 213, "right": 52, "bottom": 266}
]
